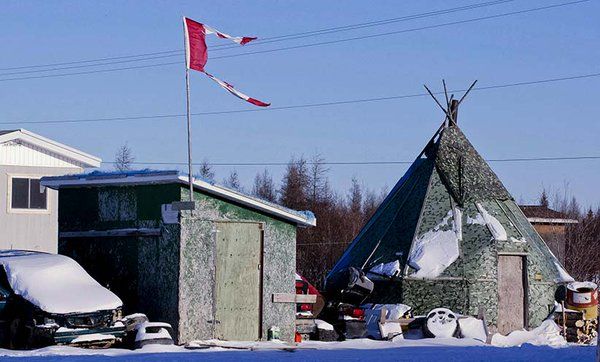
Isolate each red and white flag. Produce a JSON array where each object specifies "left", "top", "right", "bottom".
[{"left": 183, "top": 17, "right": 269, "bottom": 107}]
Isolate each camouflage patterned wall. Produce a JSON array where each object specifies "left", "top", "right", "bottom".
[
  {"left": 334, "top": 124, "right": 565, "bottom": 331},
  {"left": 58, "top": 183, "right": 298, "bottom": 344},
  {"left": 180, "top": 188, "right": 297, "bottom": 343}
]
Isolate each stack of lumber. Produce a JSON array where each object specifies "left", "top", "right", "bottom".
[{"left": 554, "top": 310, "right": 597, "bottom": 344}]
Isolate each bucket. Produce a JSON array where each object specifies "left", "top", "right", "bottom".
[{"left": 565, "top": 281, "right": 598, "bottom": 320}]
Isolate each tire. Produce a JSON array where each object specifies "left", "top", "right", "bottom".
[
  {"left": 8, "top": 318, "right": 33, "bottom": 350},
  {"left": 422, "top": 308, "right": 460, "bottom": 338}
]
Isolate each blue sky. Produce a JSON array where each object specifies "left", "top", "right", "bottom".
[{"left": 1, "top": 0, "right": 599, "bottom": 207}]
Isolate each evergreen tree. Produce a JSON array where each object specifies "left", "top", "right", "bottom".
[
  {"left": 197, "top": 159, "right": 215, "bottom": 181},
  {"left": 252, "top": 169, "right": 276, "bottom": 202},
  {"left": 224, "top": 170, "right": 242, "bottom": 191}
]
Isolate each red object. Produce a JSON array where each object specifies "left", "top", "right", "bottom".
[
  {"left": 203, "top": 72, "right": 270, "bottom": 107},
  {"left": 183, "top": 17, "right": 208, "bottom": 72},
  {"left": 299, "top": 304, "right": 312, "bottom": 312},
  {"left": 349, "top": 308, "right": 365, "bottom": 319},
  {"left": 294, "top": 332, "right": 302, "bottom": 343},
  {"left": 183, "top": 17, "right": 269, "bottom": 107},
  {"left": 566, "top": 283, "right": 598, "bottom": 308}
]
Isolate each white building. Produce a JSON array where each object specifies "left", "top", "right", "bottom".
[{"left": 0, "top": 129, "right": 100, "bottom": 252}]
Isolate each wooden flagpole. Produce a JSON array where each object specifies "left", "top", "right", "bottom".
[{"left": 183, "top": 19, "right": 194, "bottom": 206}]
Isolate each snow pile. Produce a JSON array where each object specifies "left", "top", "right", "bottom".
[
  {"left": 491, "top": 320, "right": 567, "bottom": 347},
  {"left": 409, "top": 209, "right": 461, "bottom": 278},
  {"left": 369, "top": 260, "right": 401, "bottom": 277},
  {"left": 0, "top": 251, "right": 122, "bottom": 314},
  {"left": 475, "top": 203, "right": 507, "bottom": 241},
  {"left": 554, "top": 261, "right": 575, "bottom": 283},
  {"left": 458, "top": 317, "right": 487, "bottom": 342},
  {"left": 315, "top": 319, "right": 334, "bottom": 331},
  {"left": 71, "top": 334, "right": 115, "bottom": 344},
  {"left": 510, "top": 237, "right": 527, "bottom": 243}
]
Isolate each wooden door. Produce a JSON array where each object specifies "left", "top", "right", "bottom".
[
  {"left": 214, "top": 222, "right": 262, "bottom": 340},
  {"left": 497, "top": 255, "right": 527, "bottom": 334}
]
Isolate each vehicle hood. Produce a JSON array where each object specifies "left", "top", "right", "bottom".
[{"left": 0, "top": 251, "right": 122, "bottom": 314}]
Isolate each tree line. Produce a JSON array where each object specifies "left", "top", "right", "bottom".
[
  {"left": 197, "top": 155, "right": 388, "bottom": 288},
  {"left": 115, "top": 145, "right": 599, "bottom": 286}
]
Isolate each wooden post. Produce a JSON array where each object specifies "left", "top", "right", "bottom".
[
  {"left": 449, "top": 99, "right": 459, "bottom": 125},
  {"left": 562, "top": 301, "right": 567, "bottom": 339}
]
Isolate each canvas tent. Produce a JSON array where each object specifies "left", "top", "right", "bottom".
[{"left": 326, "top": 120, "right": 573, "bottom": 334}]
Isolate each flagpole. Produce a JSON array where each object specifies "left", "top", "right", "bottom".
[
  {"left": 185, "top": 68, "right": 194, "bottom": 204},
  {"left": 183, "top": 18, "right": 194, "bottom": 206}
]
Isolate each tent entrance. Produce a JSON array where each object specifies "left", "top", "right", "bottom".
[{"left": 497, "top": 254, "right": 528, "bottom": 334}]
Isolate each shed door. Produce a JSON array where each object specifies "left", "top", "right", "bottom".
[
  {"left": 497, "top": 255, "right": 527, "bottom": 334},
  {"left": 215, "top": 222, "right": 262, "bottom": 340}
]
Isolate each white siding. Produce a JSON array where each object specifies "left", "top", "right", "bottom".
[
  {"left": 0, "top": 165, "right": 83, "bottom": 253},
  {"left": 0, "top": 141, "right": 84, "bottom": 169}
]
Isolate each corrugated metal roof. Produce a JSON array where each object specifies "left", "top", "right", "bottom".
[{"left": 41, "top": 169, "right": 316, "bottom": 227}]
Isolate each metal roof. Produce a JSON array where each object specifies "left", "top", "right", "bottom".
[
  {"left": 0, "top": 129, "right": 101, "bottom": 168},
  {"left": 41, "top": 169, "right": 316, "bottom": 227}
]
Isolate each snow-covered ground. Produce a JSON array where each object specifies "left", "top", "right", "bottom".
[{"left": 0, "top": 339, "right": 593, "bottom": 361}]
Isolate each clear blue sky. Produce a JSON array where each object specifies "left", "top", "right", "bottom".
[{"left": 1, "top": 0, "right": 599, "bottom": 207}]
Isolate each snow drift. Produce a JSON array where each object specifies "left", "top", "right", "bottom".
[
  {"left": 490, "top": 320, "right": 566, "bottom": 347},
  {"left": 0, "top": 250, "right": 122, "bottom": 314},
  {"left": 408, "top": 208, "right": 461, "bottom": 278}
]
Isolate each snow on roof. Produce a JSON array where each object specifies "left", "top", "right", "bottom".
[
  {"left": 519, "top": 205, "right": 578, "bottom": 224},
  {"left": 0, "top": 129, "right": 101, "bottom": 168},
  {"left": 0, "top": 250, "right": 122, "bottom": 314},
  {"left": 41, "top": 169, "right": 316, "bottom": 227}
]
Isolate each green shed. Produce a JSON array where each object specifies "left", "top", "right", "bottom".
[
  {"left": 42, "top": 170, "right": 315, "bottom": 343},
  {"left": 326, "top": 122, "right": 573, "bottom": 334}
]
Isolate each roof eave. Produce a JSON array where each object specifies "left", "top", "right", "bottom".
[
  {"left": 177, "top": 176, "right": 316, "bottom": 227},
  {"left": 527, "top": 217, "right": 579, "bottom": 225},
  {"left": 0, "top": 129, "right": 101, "bottom": 168}
]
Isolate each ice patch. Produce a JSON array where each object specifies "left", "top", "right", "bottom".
[
  {"left": 0, "top": 251, "right": 122, "bottom": 314},
  {"left": 369, "top": 260, "right": 401, "bottom": 277},
  {"left": 491, "top": 320, "right": 567, "bottom": 347},
  {"left": 475, "top": 203, "right": 507, "bottom": 241},
  {"left": 408, "top": 210, "right": 460, "bottom": 279}
]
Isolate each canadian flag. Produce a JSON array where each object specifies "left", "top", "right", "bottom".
[{"left": 183, "top": 17, "right": 269, "bottom": 107}]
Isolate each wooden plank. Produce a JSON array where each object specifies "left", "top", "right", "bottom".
[
  {"left": 215, "top": 222, "right": 262, "bottom": 341},
  {"left": 60, "top": 228, "right": 161, "bottom": 238},
  {"left": 272, "top": 293, "right": 317, "bottom": 304},
  {"left": 497, "top": 255, "right": 526, "bottom": 334}
]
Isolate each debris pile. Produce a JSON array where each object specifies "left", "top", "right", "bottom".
[{"left": 555, "top": 309, "right": 598, "bottom": 344}]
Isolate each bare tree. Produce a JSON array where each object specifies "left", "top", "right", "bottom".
[
  {"left": 224, "top": 170, "right": 242, "bottom": 191},
  {"left": 114, "top": 143, "right": 135, "bottom": 172},
  {"left": 197, "top": 159, "right": 215, "bottom": 181},
  {"left": 307, "top": 153, "right": 331, "bottom": 207},
  {"left": 252, "top": 169, "right": 276, "bottom": 202},
  {"left": 279, "top": 157, "right": 310, "bottom": 210}
]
